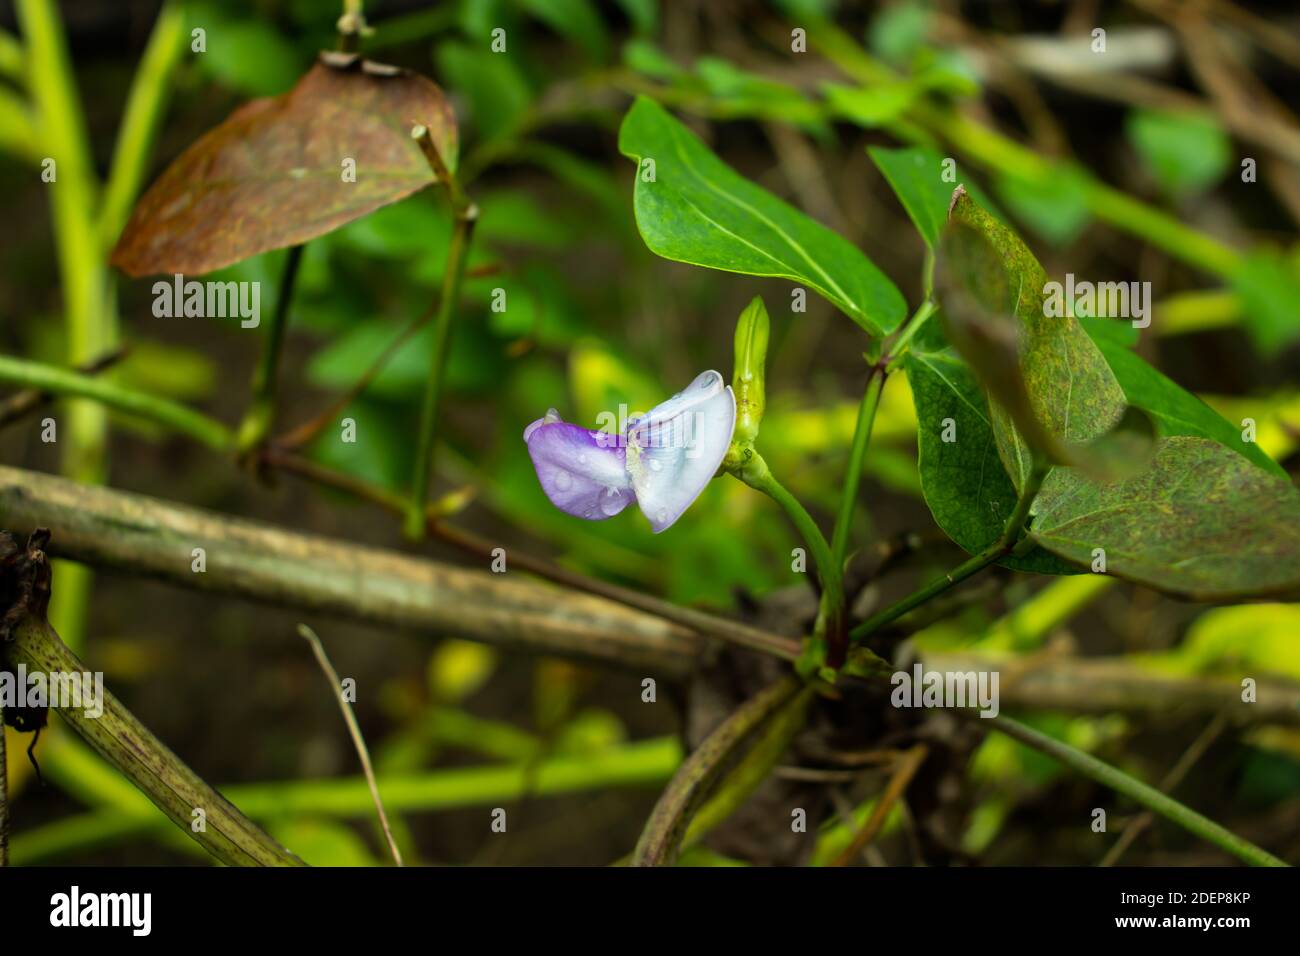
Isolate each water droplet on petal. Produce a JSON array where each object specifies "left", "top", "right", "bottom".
[
  {"left": 599, "top": 488, "right": 624, "bottom": 516},
  {"left": 657, "top": 509, "right": 668, "bottom": 524},
  {"left": 553, "top": 471, "right": 573, "bottom": 491},
  {"left": 649, "top": 458, "right": 662, "bottom": 472},
  {"left": 578, "top": 453, "right": 589, "bottom": 465}
]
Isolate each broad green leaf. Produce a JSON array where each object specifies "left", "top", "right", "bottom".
[
  {"left": 1031, "top": 436, "right": 1300, "bottom": 600},
  {"left": 618, "top": 97, "right": 906, "bottom": 336},
  {"left": 868, "top": 145, "right": 952, "bottom": 248},
  {"left": 1126, "top": 109, "right": 1230, "bottom": 196},
  {"left": 1083, "top": 322, "right": 1285, "bottom": 477},
  {"left": 905, "top": 347, "right": 1078, "bottom": 574},
  {"left": 1076, "top": 316, "right": 1138, "bottom": 349},
  {"left": 946, "top": 188, "right": 1127, "bottom": 488}
]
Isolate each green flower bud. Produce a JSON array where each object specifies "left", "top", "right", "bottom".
[{"left": 731, "top": 296, "right": 769, "bottom": 445}]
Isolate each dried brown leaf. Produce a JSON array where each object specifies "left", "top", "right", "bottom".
[{"left": 111, "top": 55, "right": 457, "bottom": 276}]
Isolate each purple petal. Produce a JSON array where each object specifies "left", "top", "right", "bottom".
[{"left": 525, "top": 421, "right": 635, "bottom": 521}]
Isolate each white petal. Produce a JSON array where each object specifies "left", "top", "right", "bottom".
[{"left": 627, "top": 372, "right": 736, "bottom": 533}]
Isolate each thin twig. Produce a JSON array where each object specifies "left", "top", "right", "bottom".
[
  {"left": 406, "top": 124, "right": 478, "bottom": 539},
  {"left": 1100, "top": 713, "right": 1228, "bottom": 866},
  {"left": 273, "top": 263, "right": 501, "bottom": 452},
  {"left": 828, "top": 743, "right": 928, "bottom": 866},
  {"left": 236, "top": 243, "right": 303, "bottom": 452},
  {"left": 298, "top": 623, "right": 403, "bottom": 866},
  {"left": 275, "top": 302, "right": 436, "bottom": 451},
  {"left": 977, "top": 712, "right": 1285, "bottom": 867}
]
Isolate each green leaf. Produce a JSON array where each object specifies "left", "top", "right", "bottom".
[
  {"left": 994, "top": 167, "right": 1090, "bottom": 247},
  {"left": 869, "top": 1, "right": 933, "bottom": 65},
  {"left": 868, "top": 145, "right": 952, "bottom": 248},
  {"left": 945, "top": 188, "right": 1127, "bottom": 488},
  {"left": 622, "top": 38, "right": 684, "bottom": 80},
  {"left": 823, "top": 81, "right": 920, "bottom": 127},
  {"left": 1231, "top": 248, "right": 1300, "bottom": 351},
  {"left": 1031, "top": 436, "right": 1300, "bottom": 600},
  {"left": 189, "top": 3, "right": 307, "bottom": 97},
  {"left": 435, "top": 40, "right": 532, "bottom": 143},
  {"left": 618, "top": 97, "right": 906, "bottom": 336},
  {"left": 1083, "top": 323, "right": 1285, "bottom": 477},
  {"left": 697, "top": 58, "right": 825, "bottom": 129},
  {"left": 518, "top": 0, "right": 609, "bottom": 60},
  {"left": 1126, "top": 109, "right": 1230, "bottom": 197},
  {"left": 870, "top": 146, "right": 1002, "bottom": 250},
  {"left": 905, "top": 347, "right": 1079, "bottom": 574},
  {"left": 1076, "top": 316, "right": 1138, "bottom": 349},
  {"left": 614, "top": 0, "right": 658, "bottom": 35}
]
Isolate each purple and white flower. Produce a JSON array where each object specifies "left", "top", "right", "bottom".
[{"left": 523, "top": 370, "right": 736, "bottom": 533}]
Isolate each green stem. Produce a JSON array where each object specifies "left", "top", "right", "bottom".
[
  {"left": 20, "top": 0, "right": 113, "bottom": 657},
  {"left": 732, "top": 450, "right": 844, "bottom": 664},
  {"left": 237, "top": 244, "right": 304, "bottom": 452},
  {"left": 0, "top": 354, "right": 234, "bottom": 450},
  {"left": 405, "top": 169, "right": 477, "bottom": 538},
  {"left": 829, "top": 367, "right": 886, "bottom": 573},
  {"left": 12, "top": 736, "right": 683, "bottom": 865},
  {"left": 97, "top": 0, "right": 187, "bottom": 252},
  {"left": 885, "top": 298, "right": 937, "bottom": 367},
  {"left": 815, "top": 366, "right": 887, "bottom": 664},
  {"left": 851, "top": 457, "right": 1048, "bottom": 643},
  {"left": 982, "top": 713, "right": 1287, "bottom": 867}
]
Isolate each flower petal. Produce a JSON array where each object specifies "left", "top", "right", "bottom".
[
  {"left": 524, "top": 420, "right": 635, "bottom": 521},
  {"left": 627, "top": 371, "right": 736, "bottom": 533}
]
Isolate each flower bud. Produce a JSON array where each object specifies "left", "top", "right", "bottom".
[{"left": 731, "top": 296, "right": 769, "bottom": 445}]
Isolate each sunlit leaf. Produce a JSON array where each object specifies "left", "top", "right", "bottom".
[{"left": 618, "top": 97, "right": 906, "bottom": 336}]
